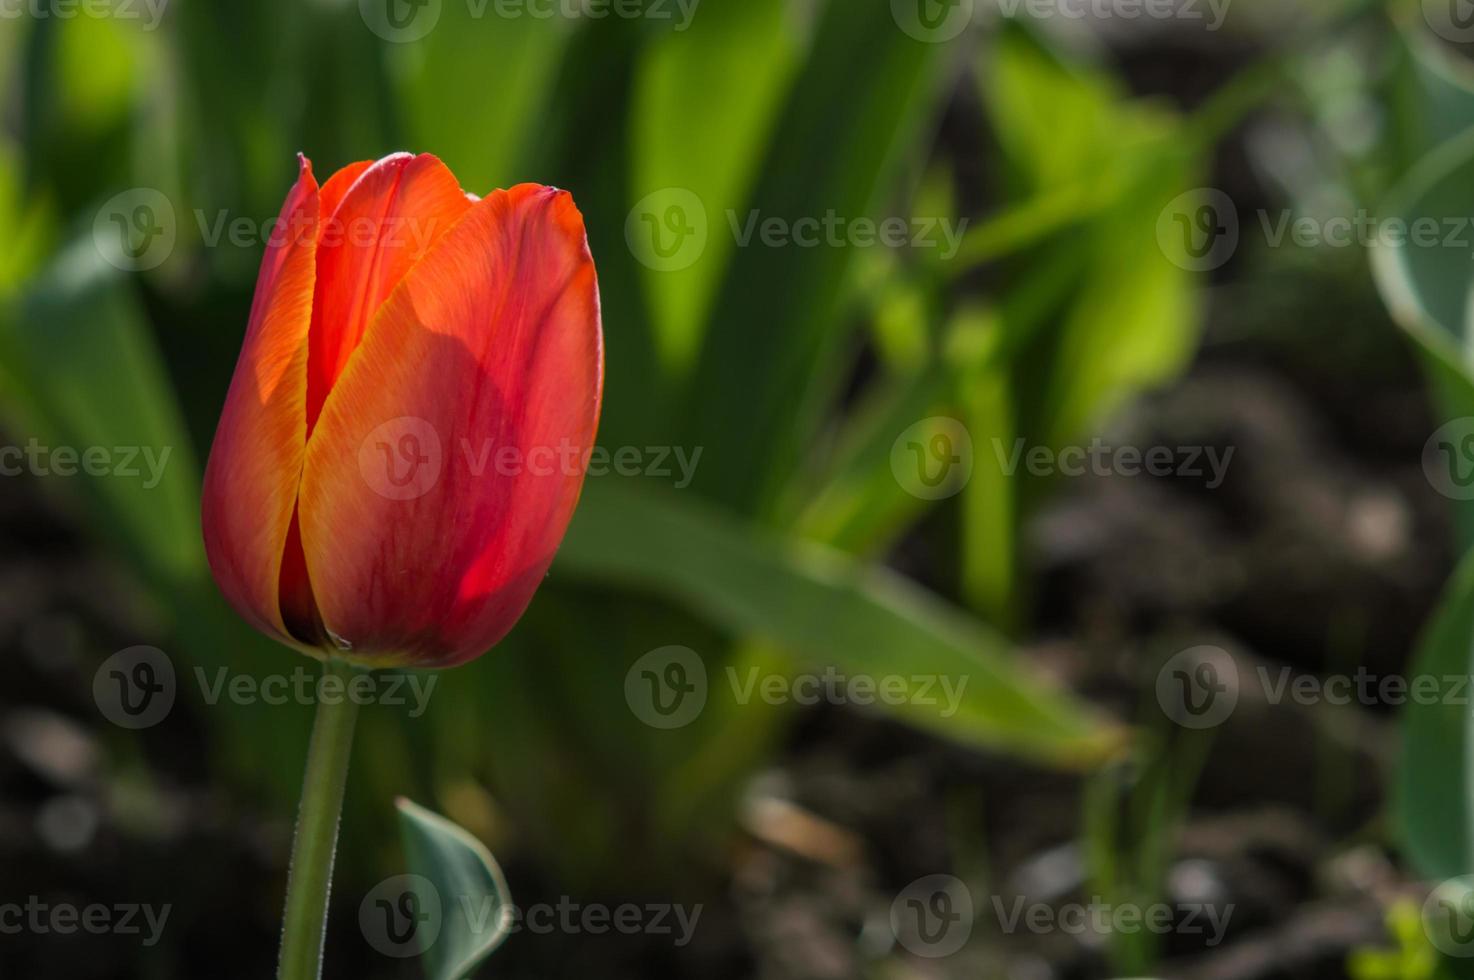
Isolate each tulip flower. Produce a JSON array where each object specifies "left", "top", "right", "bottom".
[
  {"left": 200, "top": 152, "right": 602, "bottom": 980},
  {"left": 202, "top": 152, "right": 603, "bottom": 669}
]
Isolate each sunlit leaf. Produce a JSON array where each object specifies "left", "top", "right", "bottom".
[
  {"left": 558, "top": 482, "right": 1127, "bottom": 767},
  {"left": 1397, "top": 548, "right": 1474, "bottom": 880},
  {"left": 629, "top": 0, "right": 806, "bottom": 376},
  {"left": 1, "top": 238, "right": 202, "bottom": 587},
  {"left": 397, "top": 798, "right": 513, "bottom": 980}
]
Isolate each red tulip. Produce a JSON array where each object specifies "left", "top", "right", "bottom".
[{"left": 202, "top": 153, "right": 603, "bottom": 669}]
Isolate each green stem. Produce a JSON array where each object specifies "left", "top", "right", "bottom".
[{"left": 278, "top": 657, "right": 362, "bottom": 980}]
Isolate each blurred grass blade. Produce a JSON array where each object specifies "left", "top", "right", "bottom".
[
  {"left": 1372, "top": 125, "right": 1474, "bottom": 363},
  {"left": 0, "top": 238, "right": 203, "bottom": 588},
  {"left": 983, "top": 23, "right": 1121, "bottom": 193},
  {"left": 1371, "top": 124, "right": 1474, "bottom": 545},
  {"left": 558, "top": 483, "right": 1126, "bottom": 767},
  {"left": 1396, "top": 548, "right": 1474, "bottom": 880},
  {"left": 391, "top": 8, "right": 575, "bottom": 192},
  {"left": 630, "top": 0, "right": 805, "bottom": 377},
  {"left": 681, "top": 1, "right": 956, "bottom": 514},
  {"left": 397, "top": 798, "right": 513, "bottom": 980},
  {"left": 1391, "top": 25, "right": 1474, "bottom": 175}
]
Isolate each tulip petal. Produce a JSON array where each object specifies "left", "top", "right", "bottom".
[
  {"left": 306, "top": 153, "right": 473, "bottom": 432},
  {"left": 201, "top": 155, "right": 321, "bottom": 647},
  {"left": 299, "top": 185, "right": 603, "bottom": 667}
]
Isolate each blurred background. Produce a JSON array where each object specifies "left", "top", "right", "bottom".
[{"left": 8, "top": 0, "right": 1474, "bottom": 977}]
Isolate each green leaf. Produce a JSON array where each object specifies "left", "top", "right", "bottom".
[
  {"left": 557, "top": 482, "right": 1127, "bottom": 767},
  {"left": 1026, "top": 147, "right": 1200, "bottom": 449},
  {"left": 1397, "top": 547, "right": 1474, "bottom": 880},
  {"left": 1390, "top": 25, "right": 1474, "bottom": 175},
  {"left": 391, "top": 10, "right": 575, "bottom": 193},
  {"left": 983, "top": 23, "right": 1122, "bottom": 193},
  {"left": 397, "top": 797, "right": 513, "bottom": 980},
  {"left": 679, "top": 0, "right": 956, "bottom": 514},
  {"left": 0, "top": 238, "right": 203, "bottom": 589},
  {"left": 629, "top": 0, "right": 805, "bottom": 377},
  {"left": 1370, "top": 125, "right": 1474, "bottom": 540},
  {"left": 1372, "top": 124, "right": 1474, "bottom": 366}
]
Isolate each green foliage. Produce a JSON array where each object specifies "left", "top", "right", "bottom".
[
  {"left": 397, "top": 798, "right": 513, "bottom": 980},
  {"left": 0, "top": 0, "right": 1218, "bottom": 892}
]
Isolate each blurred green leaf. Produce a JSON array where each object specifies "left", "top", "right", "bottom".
[
  {"left": 1396, "top": 547, "right": 1474, "bottom": 880},
  {"left": 0, "top": 139, "right": 54, "bottom": 293},
  {"left": 630, "top": 0, "right": 805, "bottom": 377},
  {"left": 1372, "top": 124, "right": 1474, "bottom": 363},
  {"left": 681, "top": 0, "right": 955, "bottom": 514},
  {"left": 791, "top": 363, "right": 949, "bottom": 552},
  {"left": 1390, "top": 25, "right": 1474, "bottom": 175},
  {"left": 984, "top": 24, "right": 1121, "bottom": 193},
  {"left": 1, "top": 238, "right": 203, "bottom": 587},
  {"left": 1371, "top": 124, "right": 1474, "bottom": 545},
  {"left": 391, "top": 10, "right": 575, "bottom": 192},
  {"left": 397, "top": 798, "right": 512, "bottom": 980},
  {"left": 558, "top": 482, "right": 1126, "bottom": 767},
  {"left": 1026, "top": 148, "right": 1199, "bottom": 449}
]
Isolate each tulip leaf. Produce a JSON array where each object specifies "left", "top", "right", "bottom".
[
  {"left": 0, "top": 238, "right": 203, "bottom": 589},
  {"left": 1372, "top": 123, "right": 1474, "bottom": 367},
  {"left": 1390, "top": 25, "right": 1474, "bottom": 175},
  {"left": 397, "top": 797, "right": 513, "bottom": 980},
  {"left": 1371, "top": 123, "right": 1474, "bottom": 543},
  {"left": 629, "top": 0, "right": 805, "bottom": 377},
  {"left": 1396, "top": 547, "right": 1474, "bottom": 880},
  {"left": 391, "top": 7, "right": 574, "bottom": 193},
  {"left": 680, "top": 0, "right": 956, "bottom": 514},
  {"left": 558, "top": 483, "right": 1126, "bottom": 767}
]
